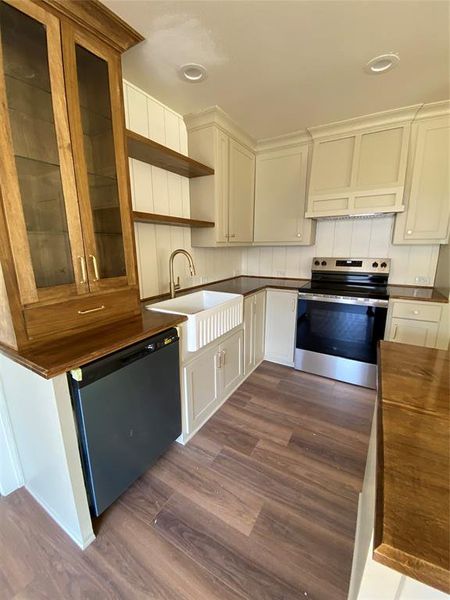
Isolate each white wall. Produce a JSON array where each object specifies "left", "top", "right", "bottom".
[
  {"left": 124, "top": 81, "right": 440, "bottom": 293},
  {"left": 124, "top": 80, "right": 242, "bottom": 300},
  {"left": 241, "top": 217, "right": 440, "bottom": 286},
  {"left": 0, "top": 356, "right": 94, "bottom": 548}
]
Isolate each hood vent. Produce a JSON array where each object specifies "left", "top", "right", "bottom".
[{"left": 316, "top": 213, "right": 394, "bottom": 222}]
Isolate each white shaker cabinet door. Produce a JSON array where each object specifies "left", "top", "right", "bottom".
[
  {"left": 388, "top": 318, "right": 439, "bottom": 348},
  {"left": 254, "top": 145, "right": 314, "bottom": 244},
  {"left": 393, "top": 114, "right": 450, "bottom": 244},
  {"left": 184, "top": 344, "right": 220, "bottom": 434},
  {"left": 264, "top": 289, "right": 297, "bottom": 366},
  {"left": 219, "top": 328, "right": 244, "bottom": 398},
  {"left": 253, "top": 290, "right": 266, "bottom": 365},
  {"left": 228, "top": 138, "right": 255, "bottom": 243}
]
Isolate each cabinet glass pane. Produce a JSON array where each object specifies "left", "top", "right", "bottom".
[
  {"left": 75, "top": 45, "right": 126, "bottom": 280},
  {"left": 0, "top": 2, "right": 74, "bottom": 288}
]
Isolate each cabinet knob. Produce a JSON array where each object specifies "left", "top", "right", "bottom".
[
  {"left": 413, "top": 309, "right": 420, "bottom": 315},
  {"left": 407, "top": 230, "right": 413, "bottom": 235},
  {"left": 296, "top": 233, "right": 302, "bottom": 238}
]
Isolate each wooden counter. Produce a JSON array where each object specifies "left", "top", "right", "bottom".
[
  {"left": 0, "top": 309, "right": 186, "bottom": 379},
  {"left": 0, "top": 276, "right": 447, "bottom": 379},
  {"left": 375, "top": 341, "right": 450, "bottom": 593}
]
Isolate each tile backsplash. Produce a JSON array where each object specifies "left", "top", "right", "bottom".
[{"left": 125, "top": 80, "right": 440, "bottom": 299}]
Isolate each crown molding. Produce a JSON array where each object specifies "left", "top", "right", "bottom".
[
  {"left": 414, "top": 99, "right": 450, "bottom": 121},
  {"left": 307, "top": 104, "right": 423, "bottom": 140},
  {"left": 184, "top": 106, "right": 256, "bottom": 149},
  {"left": 256, "top": 129, "right": 311, "bottom": 152},
  {"left": 184, "top": 100, "right": 449, "bottom": 154}
]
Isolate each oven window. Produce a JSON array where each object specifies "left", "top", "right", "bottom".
[{"left": 296, "top": 299, "right": 387, "bottom": 364}]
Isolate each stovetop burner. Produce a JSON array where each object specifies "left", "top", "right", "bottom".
[{"left": 301, "top": 257, "right": 390, "bottom": 299}]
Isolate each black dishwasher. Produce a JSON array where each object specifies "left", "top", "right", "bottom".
[{"left": 68, "top": 328, "right": 181, "bottom": 517}]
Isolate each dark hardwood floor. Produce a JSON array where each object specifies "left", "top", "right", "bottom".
[{"left": 0, "top": 362, "right": 375, "bottom": 600}]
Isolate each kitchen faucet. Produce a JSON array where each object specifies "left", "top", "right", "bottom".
[{"left": 169, "top": 249, "right": 196, "bottom": 298}]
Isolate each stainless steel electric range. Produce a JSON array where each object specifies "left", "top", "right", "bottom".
[{"left": 295, "top": 257, "right": 390, "bottom": 389}]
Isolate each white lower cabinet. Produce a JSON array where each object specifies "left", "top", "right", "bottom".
[
  {"left": 385, "top": 300, "right": 449, "bottom": 350},
  {"left": 182, "top": 327, "right": 244, "bottom": 439},
  {"left": 220, "top": 328, "right": 245, "bottom": 397},
  {"left": 388, "top": 318, "right": 439, "bottom": 347},
  {"left": 264, "top": 289, "right": 297, "bottom": 366},
  {"left": 244, "top": 290, "right": 266, "bottom": 376}
]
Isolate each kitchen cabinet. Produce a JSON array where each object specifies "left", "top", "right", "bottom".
[
  {"left": 385, "top": 299, "right": 449, "bottom": 350},
  {"left": 183, "top": 342, "right": 221, "bottom": 436},
  {"left": 306, "top": 107, "right": 419, "bottom": 218},
  {"left": 393, "top": 102, "right": 450, "bottom": 244},
  {"left": 0, "top": 0, "right": 141, "bottom": 350},
  {"left": 264, "top": 289, "right": 297, "bottom": 366},
  {"left": 254, "top": 144, "right": 315, "bottom": 245},
  {"left": 228, "top": 138, "right": 255, "bottom": 242},
  {"left": 244, "top": 290, "right": 266, "bottom": 375},
  {"left": 185, "top": 109, "right": 256, "bottom": 246},
  {"left": 182, "top": 327, "right": 244, "bottom": 437}
]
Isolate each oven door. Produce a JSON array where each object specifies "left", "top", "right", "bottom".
[{"left": 295, "top": 293, "right": 388, "bottom": 387}]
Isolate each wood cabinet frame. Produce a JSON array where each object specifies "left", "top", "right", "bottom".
[
  {"left": 0, "top": 0, "right": 142, "bottom": 350},
  {"left": 61, "top": 22, "right": 137, "bottom": 292},
  {"left": 0, "top": 0, "right": 88, "bottom": 304}
]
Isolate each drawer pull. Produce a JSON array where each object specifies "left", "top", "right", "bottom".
[
  {"left": 78, "top": 305, "right": 105, "bottom": 315},
  {"left": 229, "top": 234, "right": 236, "bottom": 239},
  {"left": 89, "top": 254, "right": 100, "bottom": 281},
  {"left": 413, "top": 310, "right": 420, "bottom": 315},
  {"left": 392, "top": 324, "right": 398, "bottom": 340},
  {"left": 407, "top": 230, "right": 413, "bottom": 235},
  {"left": 78, "top": 256, "right": 87, "bottom": 284}
]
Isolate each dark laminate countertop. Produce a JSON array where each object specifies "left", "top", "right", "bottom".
[
  {"left": 0, "top": 309, "right": 187, "bottom": 379},
  {"left": 0, "top": 276, "right": 447, "bottom": 379},
  {"left": 387, "top": 285, "right": 448, "bottom": 303},
  {"left": 375, "top": 341, "right": 450, "bottom": 593}
]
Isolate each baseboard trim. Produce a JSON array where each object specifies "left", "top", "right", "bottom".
[{"left": 25, "top": 485, "right": 96, "bottom": 550}]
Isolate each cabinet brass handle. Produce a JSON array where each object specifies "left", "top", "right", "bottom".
[
  {"left": 229, "top": 234, "right": 236, "bottom": 239},
  {"left": 78, "top": 256, "right": 87, "bottom": 284},
  {"left": 221, "top": 349, "right": 226, "bottom": 365},
  {"left": 217, "top": 352, "right": 222, "bottom": 369},
  {"left": 392, "top": 324, "right": 398, "bottom": 340},
  {"left": 89, "top": 254, "right": 100, "bottom": 281},
  {"left": 78, "top": 305, "right": 105, "bottom": 315}
]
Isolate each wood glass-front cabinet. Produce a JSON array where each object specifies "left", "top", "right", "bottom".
[{"left": 0, "top": 0, "right": 142, "bottom": 350}]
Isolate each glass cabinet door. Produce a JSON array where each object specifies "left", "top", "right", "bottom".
[
  {"left": 0, "top": 0, "right": 87, "bottom": 303},
  {"left": 62, "top": 25, "right": 136, "bottom": 291}
]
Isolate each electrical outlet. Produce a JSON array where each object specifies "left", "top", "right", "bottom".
[{"left": 415, "top": 276, "right": 429, "bottom": 285}]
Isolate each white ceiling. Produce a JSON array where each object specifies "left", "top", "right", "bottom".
[{"left": 104, "top": 0, "right": 450, "bottom": 139}]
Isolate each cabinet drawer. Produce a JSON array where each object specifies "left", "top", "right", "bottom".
[
  {"left": 24, "top": 289, "right": 140, "bottom": 340},
  {"left": 391, "top": 302, "right": 442, "bottom": 322}
]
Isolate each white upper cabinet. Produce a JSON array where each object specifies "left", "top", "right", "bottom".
[
  {"left": 254, "top": 143, "right": 315, "bottom": 245},
  {"left": 185, "top": 108, "right": 255, "bottom": 247},
  {"left": 306, "top": 106, "right": 420, "bottom": 218},
  {"left": 228, "top": 139, "right": 255, "bottom": 243},
  {"left": 393, "top": 102, "right": 450, "bottom": 245}
]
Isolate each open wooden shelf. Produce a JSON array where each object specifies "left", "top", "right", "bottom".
[
  {"left": 132, "top": 211, "right": 215, "bottom": 228},
  {"left": 126, "top": 129, "right": 214, "bottom": 178}
]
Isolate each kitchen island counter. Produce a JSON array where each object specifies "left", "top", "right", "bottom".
[{"left": 375, "top": 341, "right": 450, "bottom": 593}]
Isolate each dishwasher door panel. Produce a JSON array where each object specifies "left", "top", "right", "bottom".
[{"left": 71, "top": 339, "right": 181, "bottom": 516}]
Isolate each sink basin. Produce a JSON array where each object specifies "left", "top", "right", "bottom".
[{"left": 146, "top": 290, "right": 243, "bottom": 351}]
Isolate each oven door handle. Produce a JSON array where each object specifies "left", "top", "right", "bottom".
[{"left": 298, "top": 292, "right": 388, "bottom": 308}]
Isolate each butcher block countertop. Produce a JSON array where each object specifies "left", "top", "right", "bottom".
[
  {"left": 0, "top": 310, "right": 187, "bottom": 379},
  {"left": 375, "top": 341, "right": 450, "bottom": 593}
]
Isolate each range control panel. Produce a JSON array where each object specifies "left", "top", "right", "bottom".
[{"left": 312, "top": 257, "right": 390, "bottom": 274}]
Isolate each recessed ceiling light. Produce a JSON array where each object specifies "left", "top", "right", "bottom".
[
  {"left": 365, "top": 53, "right": 400, "bottom": 74},
  {"left": 179, "top": 63, "right": 207, "bottom": 83}
]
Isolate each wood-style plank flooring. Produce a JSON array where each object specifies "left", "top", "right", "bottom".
[{"left": 0, "top": 362, "right": 375, "bottom": 600}]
